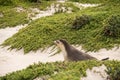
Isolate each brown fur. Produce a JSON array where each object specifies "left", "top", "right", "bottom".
[{"left": 54, "top": 39, "right": 97, "bottom": 61}]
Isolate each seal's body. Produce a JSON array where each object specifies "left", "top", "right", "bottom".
[{"left": 54, "top": 39, "right": 97, "bottom": 61}]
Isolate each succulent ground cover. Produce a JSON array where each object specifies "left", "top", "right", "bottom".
[
  {"left": 0, "top": 60, "right": 120, "bottom": 80},
  {"left": 2, "top": 0, "right": 120, "bottom": 53}
]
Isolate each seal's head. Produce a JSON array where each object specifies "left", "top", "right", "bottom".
[
  {"left": 54, "top": 39, "right": 69, "bottom": 60},
  {"left": 54, "top": 39, "right": 68, "bottom": 52},
  {"left": 54, "top": 39, "right": 64, "bottom": 48}
]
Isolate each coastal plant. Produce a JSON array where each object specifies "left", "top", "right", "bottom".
[
  {"left": 0, "top": 60, "right": 102, "bottom": 80},
  {"left": 71, "top": 15, "right": 91, "bottom": 29},
  {"left": 2, "top": 0, "right": 120, "bottom": 53},
  {"left": 102, "top": 14, "right": 120, "bottom": 38},
  {"left": 0, "top": 9, "right": 29, "bottom": 28},
  {"left": 0, "top": 0, "right": 13, "bottom": 6},
  {"left": 104, "top": 61, "right": 120, "bottom": 80},
  {"left": 0, "top": 60, "right": 120, "bottom": 80}
]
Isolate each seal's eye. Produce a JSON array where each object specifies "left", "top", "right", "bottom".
[{"left": 56, "top": 40, "right": 60, "bottom": 44}]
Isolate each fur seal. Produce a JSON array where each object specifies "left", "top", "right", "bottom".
[{"left": 54, "top": 39, "right": 109, "bottom": 61}]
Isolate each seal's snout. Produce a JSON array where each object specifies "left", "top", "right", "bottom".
[
  {"left": 54, "top": 40, "right": 58, "bottom": 44},
  {"left": 54, "top": 41, "right": 57, "bottom": 44},
  {"left": 54, "top": 40, "right": 60, "bottom": 44}
]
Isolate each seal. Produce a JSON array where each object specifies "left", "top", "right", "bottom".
[{"left": 54, "top": 39, "right": 109, "bottom": 61}]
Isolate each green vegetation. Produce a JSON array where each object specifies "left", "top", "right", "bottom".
[
  {"left": 0, "top": 0, "right": 54, "bottom": 8},
  {"left": 0, "top": 60, "right": 102, "bottom": 80},
  {"left": 102, "top": 14, "right": 120, "bottom": 38},
  {"left": 54, "top": 2, "right": 79, "bottom": 14},
  {"left": 0, "top": 0, "right": 55, "bottom": 28},
  {"left": 104, "top": 61, "right": 120, "bottom": 80},
  {"left": 63, "top": 2, "right": 79, "bottom": 12},
  {"left": 71, "top": 15, "right": 91, "bottom": 29},
  {"left": 0, "top": 7, "right": 29, "bottom": 28},
  {"left": 68, "top": 0, "right": 120, "bottom": 4},
  {"left": 68, "top": 0, "right": 104, "bottom": 3},
  {"left": 2, "top": 0, "right": 120, "bottom": 53},
  {"left": 0, "top": 0, "right": 80, "bottom": 29},
  {"left": 0, "top": 0, "right": 14, "bottom": 6},
  {"left": 0, "top": 60, "right": 120, "bottom": 80}
]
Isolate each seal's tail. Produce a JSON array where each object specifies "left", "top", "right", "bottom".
[{"left": 101, "top": 57, "right": 109, "bottom": 61}]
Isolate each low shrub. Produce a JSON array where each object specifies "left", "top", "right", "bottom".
[
  {"left": 104, "top": 61, "right": 120, "bottom": 80},
  {"left": 71, "top": 15, "right": 91, "bottom": 30},
  {"left": 24, "top": 0, "right": 54, "bottom": 3},
  {"left": 0, "top": 0, "right": 13, "bottom": 6},
  {"left": 0, "top": 61, "right": 120, "bottom": 80},
  {"left": 0, "top": 60, "right": 102, "bottom": 80},
  {"left": 103, "top": 15, "right": 120, "bottom": 37},
  {"left": 25, "top": 0, "right": 41, "bottom": 3}
]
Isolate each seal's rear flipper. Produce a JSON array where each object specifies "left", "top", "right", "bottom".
[{"left": 101, "top": 57, "right": 109, "bottom": 61}]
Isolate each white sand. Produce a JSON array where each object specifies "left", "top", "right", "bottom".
[
  {"left": 74, "top": 2, "right": 99, "bottom": 10},
  {"left": 74, "top": 45, "right": 120, "bottom": 61},
  {"left": 0, "top": 24, "right": 28, "bottom": 44},
  {"left": 30, "top": 6, "right": 55, "bottom": 20},
  {"left": 0, "top": 13, "right": 3, "bottom": 17},
  {"left": 81, "top": 65, "right": 108, "bottom": 80},
  {"left": 15, "top": 7, "right": 25, "bottom": 13},
  {"left": 88, "top": 47, "right": 120, "bottom": 60},
  {"left": 57, "top": 0, "right": 67, "bottom": 3},
  {"left": 0, "top": 47, "right": 64, "bottom": 76}
]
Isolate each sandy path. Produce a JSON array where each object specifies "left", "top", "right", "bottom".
[
  {"left": 81, "top": 65, "right": 108, "bottom": 80},
  {"left": 75, "top": 46, "right": 120, "bottom": 61},
  {"left": 88, "top": 47, "right": 120, "bottom": 60},
  {"left": 0, "top": 24, "right": 28, "bottom": 44},
  {"left": 0, "top": 47, "right": 63, "bottom": 76}
]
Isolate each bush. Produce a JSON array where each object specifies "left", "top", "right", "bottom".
[
  {"left": 105, "top": 61, "right": 120, "bottom": 80},
  {"left": 1, "top": 61, "right": 120, "bottom": 80},
  {"left": 0, "top": 0, "right": 13, "bottom": 6},
  {"left": 26, "top": 0, "right": 41, "bottom": 3},
  {"left": 103, "top": 15, "right": 120, "bottom": 37},
  {"left": 68, "top": 0, "right": 120, "bottom": 3},
  {"left": 24, "top": 0, "right": 53, "bottom": 3},
  {"left": 69, "top": 0, "right": 80, "bottom": 2},
  {"left": 71, "top": 15, "right": 91, "bottom": 30}
]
